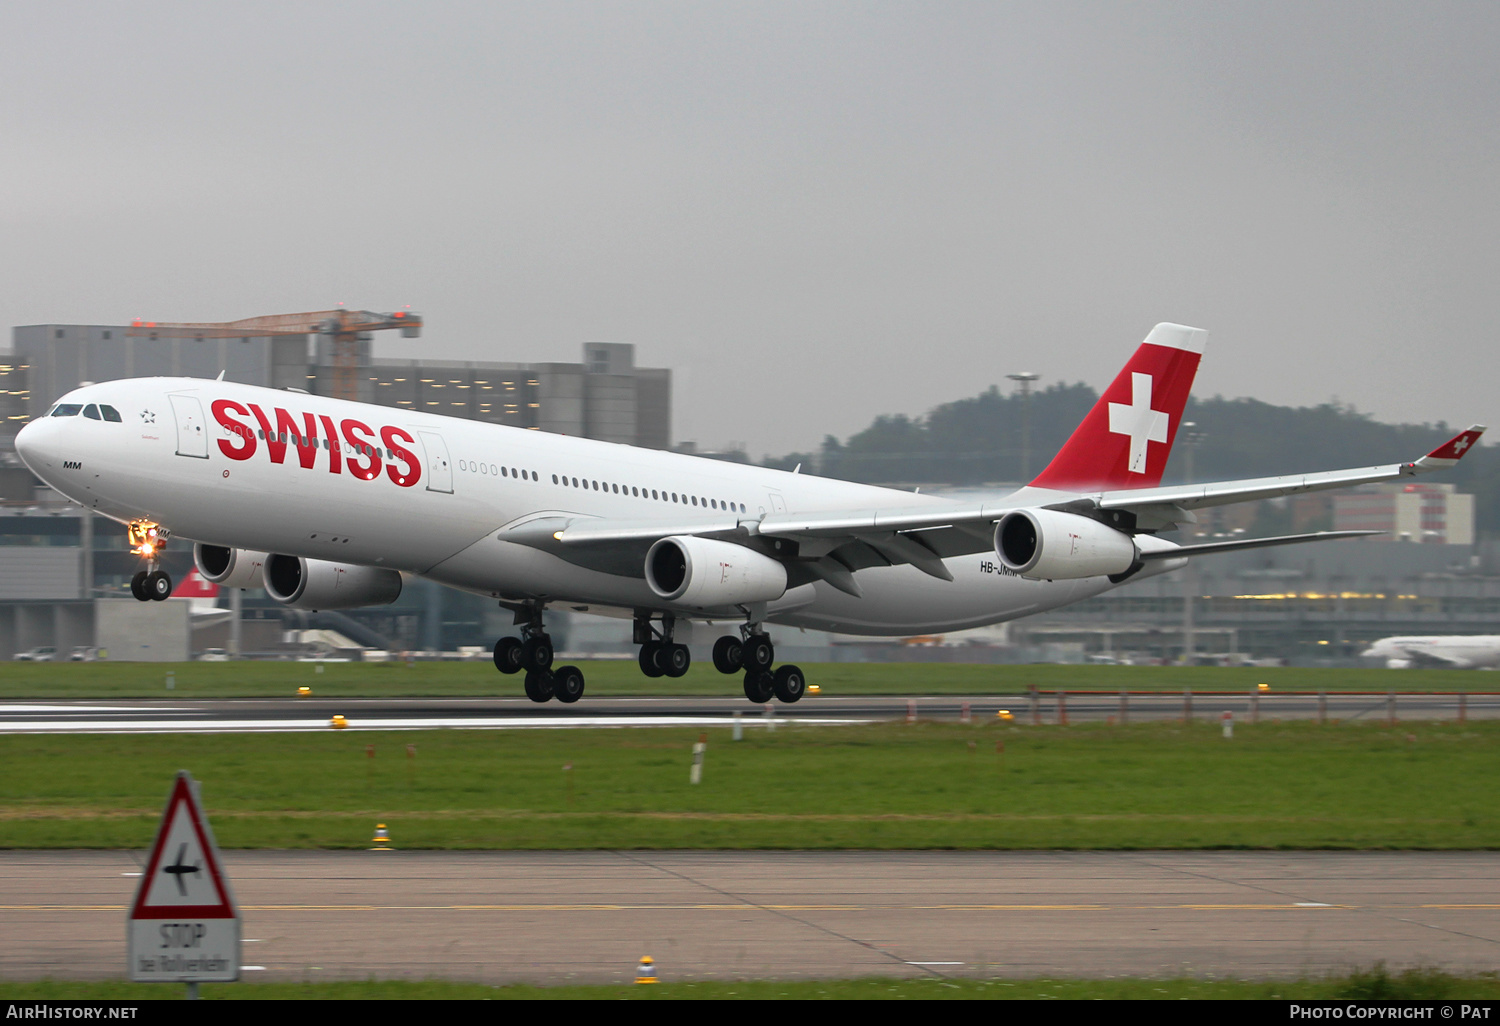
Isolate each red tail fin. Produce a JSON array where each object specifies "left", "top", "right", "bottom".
[
  {"left": 1029, "top": 323, "right": 1206, "bottom": 491},
  {"left": 175, "top": 569, "right": 220, "bottom": 600}
]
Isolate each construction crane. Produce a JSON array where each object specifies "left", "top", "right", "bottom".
[{"left": 127, "top": 308, "right": 422, "bottom": 402}]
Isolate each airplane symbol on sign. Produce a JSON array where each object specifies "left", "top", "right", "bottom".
[{"left": 162, "top": 842, "right": 201, "bottom": 897}]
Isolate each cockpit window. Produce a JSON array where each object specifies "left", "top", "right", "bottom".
[
  {"left": 82, "top": 404, "right": 101, "bottom": 420},
  {"left": 100, "top": 405, "right": 122, "bottom": 423},
  {"left": 51, "top": 404, "right": 83, "bottom": 417}
]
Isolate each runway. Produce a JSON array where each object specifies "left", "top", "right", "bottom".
[
  {"left": 4, "top": 850, "right": 1499, "bottom": 983},
  {"left": 0, "top": 690, "right": 1493, "bottom": 733}
]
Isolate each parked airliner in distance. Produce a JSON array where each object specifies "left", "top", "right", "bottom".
[
  {"left": 1362, "top": 636, "right": 1500, "bottom": 670},
  {"left": 13, "top": 322, "right": 1485, "bottom": 704}
]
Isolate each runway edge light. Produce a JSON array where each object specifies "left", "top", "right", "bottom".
[
  {"left": 371, "top": 824, "right": 392, "bottom": 851},
  {"left": 636, "top": 956, "right": 657, "bottom": 984}
]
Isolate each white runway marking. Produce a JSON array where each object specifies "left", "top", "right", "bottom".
[
  {"left": 0, "top": 704, "right": 197, "bottom": 713},
  {"left": 0, "top": 715, "right": 871, "bottom": 735}
]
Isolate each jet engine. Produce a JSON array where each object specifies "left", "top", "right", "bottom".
[
  {"left": 193, "top": 544, "right": 269, "bottom": 590},
  {"left": 262, "top": 554, "right": 403, "bottom": 610},
  {"left": 645, "top": 536, "right": 788, "bottom": 609},
  {"left": 994, "top": 508, "right": 1137, "bottom": 580}
]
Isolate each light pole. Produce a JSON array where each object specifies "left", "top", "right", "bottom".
[
  {"left": 1007, "top": 372, "right": 1040, "bottom": 481},
  {"left": 1178, "top": 421, "right": 1206, "bottom": 665}
]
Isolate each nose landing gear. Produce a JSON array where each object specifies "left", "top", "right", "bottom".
[
  {"left": 127, "top": 522, "right": 172, "bottom": 602},
  {"left": 130, "top": 570, "right": 173, "bottom": 602}
]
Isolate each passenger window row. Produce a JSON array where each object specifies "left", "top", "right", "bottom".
[
  {"left": 459, "top": 459, "right": 537, "bottom": 481},
  {"left": 549, "top": 472, "right": 746, "bottom": 514}
]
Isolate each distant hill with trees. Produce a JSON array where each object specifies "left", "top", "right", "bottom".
[{"left": 756, "top": 383, "right": 1500, "bottom": 536}]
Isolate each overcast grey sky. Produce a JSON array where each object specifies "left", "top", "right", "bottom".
[{"left": 2, "top": 1, "right": 1496, "bottom": 456}]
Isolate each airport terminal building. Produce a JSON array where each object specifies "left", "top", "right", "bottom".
[{"left": 7, "top": 325, "right": 670, "bottom": 450}]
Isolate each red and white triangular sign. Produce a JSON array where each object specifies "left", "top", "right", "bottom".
[{"left": 130, "top": 771, "right": 236, "bottom": 920}]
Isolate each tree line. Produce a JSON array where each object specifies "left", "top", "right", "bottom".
[{"left": 751, "top": 382, "right": 1500, "bottom": 534}]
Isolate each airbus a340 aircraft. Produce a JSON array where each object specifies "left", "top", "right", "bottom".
[{"left": 13, "top": 323, "right": 1484, "bottom": 704}]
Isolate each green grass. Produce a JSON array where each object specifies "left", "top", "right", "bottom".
[
  {"left": 0, "top": 660, "right": 1492, "bottom": 699},
  {"left": 4, "top": 720, "right": 1498, "bottom": 849},
  {"left": 2, "top": 966, "right": 1495, "bottom": 999}
]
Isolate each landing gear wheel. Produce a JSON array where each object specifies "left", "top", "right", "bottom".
[
  {"left": 130, "top": 570, "right": 150, "bottom": 602},
  {"left": 639, "top": 642, "right": 665, "bottom": 678},
  {"left": 521, "top": 635, "right": 554, "bottom": 674},
  {"left": 523, "top": 670, "right": 554, "bottom": 703},
  {"left": 772, "top": 664, "right": 806, "bottom": 704},
  {"left": 493, "top": 637, "right": 524, "bottom": 674},
  {"left": 662, "top": 643, "right": 691, "bottom": 678},
  {"left": 712, "top": 635, "right": 743, "bottom": 674},
  {"left": 742, "top": 634, "right": 774, "bottom": 674},
  {"left": 146, "top": 570, "right": 172, "bottom": 601},
  {"left": 552, "top": 665, "right": 585, "bottom": 704},
  {"left": 743, "top": 671, "right": 774, "bottom": 704}
]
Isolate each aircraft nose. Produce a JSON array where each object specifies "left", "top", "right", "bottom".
[{"left": 14, "top": 418, "right": 49, "bottom": 472}]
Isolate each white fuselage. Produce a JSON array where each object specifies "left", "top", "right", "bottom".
[
  {"left": 16, "top": 377, "right": 1170, "bottom": 634},
  {"left": 1362, "top": 636, "right": 1500, "bottom": 670}
]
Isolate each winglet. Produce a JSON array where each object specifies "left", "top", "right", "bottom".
[{"left": 1414, "top": 425, "right": 1486, "bottom": 471}]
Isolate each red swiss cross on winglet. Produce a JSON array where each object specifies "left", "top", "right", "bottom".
[{"left": 1416, "top": 425, "right": 1487, "bottom": 469}]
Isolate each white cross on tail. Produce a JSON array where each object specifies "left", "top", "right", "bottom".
[{"left": 1108, "top": 372, "right": 1170, "bottom": 474}]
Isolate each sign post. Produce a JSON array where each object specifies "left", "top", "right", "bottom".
[{"left": 128, "top": 771, "right": 239, "bottom": 997}]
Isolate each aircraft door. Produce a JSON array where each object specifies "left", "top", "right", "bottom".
[
  {"left": 168, "top": 394, "right": 209, "bottom": 459},
  {"left": 768, "top": 491, "right": 787, "bottom": 514},
  {"left": 417, "top": 431, "right": 454, "bottom": 493}
]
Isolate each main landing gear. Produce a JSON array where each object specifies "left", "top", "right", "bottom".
[
  {"left": 721, "top": 628, "right": 805, "bottom": 704},
  {"left": 635, "top": 615, "right": 805, "bottom": 705},
  {"left": 127, "top": 522, "right": 172, "bottom": 602},
  {"left": 634, "top": 615, "right": 691, "bottom": 679},
  {"left": 492, "top": 604, "right": 585, "bottom": 704}
]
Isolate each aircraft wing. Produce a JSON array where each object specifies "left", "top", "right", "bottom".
[
  {"left": 532, "top": 425, "right": 1483, "bottom": 590},
  {"left": 1090, "top": 425, "right": 1486, "bottom": 529},
  {"left": 538, "top": 503, "right": 1001, "bottom": 593},
  {"left": 1393, "top": 646, "right": 1472, "bottom": 669}
]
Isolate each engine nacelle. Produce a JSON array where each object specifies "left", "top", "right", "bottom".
[
  {"left": 262, "top": 554, "right": 403, "bottom": 610},
  {"left": 994, "top": 508, "right": 1137, "bottom": 581},
  {"left": 193, "top": 544, "right": 268, "bottom": 590},
  {"left": 645, "top": 536, "right": 788, "bottom": 609}
]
